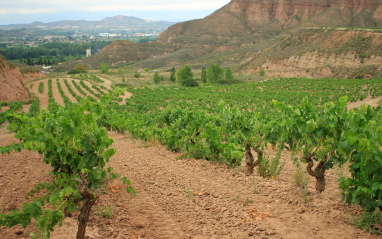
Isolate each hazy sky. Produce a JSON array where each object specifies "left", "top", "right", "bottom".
[{"left": 0, "top": 0, "right": 231, "bottom": 25}]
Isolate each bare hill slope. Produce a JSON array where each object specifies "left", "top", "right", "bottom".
[
  {"left": 158, "top": 0, "right": 382, "bottom": 45},
  {"left": 0, "top": 55, "right": 29, "bottom": 102},
  {"left": 238, "top": 28, "right": 382, "bottom": 78},
  {"left": 82, "top": 40, "right": 172, "bottom": 68}
]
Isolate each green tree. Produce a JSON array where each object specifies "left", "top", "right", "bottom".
[
  {"left": 144, "top": 68, "right": 150, "bottom": 72},
  {"left": 176, "top": 65, "right": 193, "bottom": 85},
  {"left": 100, "top": 62, "right": 109, "bottom": 74},
  {"left": 201, "top": 67, "right": 207, "bottom": 83},
  {"left": 225, "top": 67, "right": 233, "bottom": 80},
  {"left": 170, "top": 67, "right": 176, "bottom": 83},
  {"left": 37, "top": 56, "right": 43, "bottom": 65},
  {"left": 207, "top": 64, "right": 224, "bottom": 83},
  {"left": 258, "top": 66, "right": 265, "bottom": 76},
  {"left": 153, "top": 71, "right": 161, "bottom": 84},
  {"left": 118, "top": 67, "right": 122, "bottom": 75},
  {"left": 26, "top": 57, "right": 33, "bottom": 66}
]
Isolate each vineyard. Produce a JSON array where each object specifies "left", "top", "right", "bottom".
[{"left": 1, "top": 76, "right": 382, "bottom": 238}]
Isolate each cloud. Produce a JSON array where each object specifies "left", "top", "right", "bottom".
[
  {"left": 0, "top": 0, "right": 230, "bottom": 15},
  {"left": 0, "top": 8, "right": 57, "bottom": 15}
]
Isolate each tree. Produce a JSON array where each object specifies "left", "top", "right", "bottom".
[
  {"left": 176, "top": 65, "right": 193, "bottom": 85},
  {"left": 226, "top": 67, "right": 233, "bottom": 80},
  {"left": 153, "top": 71, "right": 161, "bottom": 84},
  {"left": 207, "top": 64, "right": 224, "bottom": 83},
  {"left": 170, "top": 67, "right": 176, "bottom": 83},
  {"left": 0, "top": 97, "right": 135, "bottom": 238},
  {"left": 118, "top": 67, "right": 122, "bottom": 75},
  {"left": 258, "top": 66, "right": 265, "bottom": 76},
  {"left": 100, "top": 62, "right": 109, "bottom": 74},
  {"left": 26, "top": 57, "right": 33, "bottom": 66},
  {"left": 201, "top": 67, "right": 207, "bottom": 83},
  {"left": 37, "top": 56, "right": 43, "bottom": 65}
]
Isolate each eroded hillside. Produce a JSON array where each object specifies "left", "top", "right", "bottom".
[
  {"left": 239, "top": 28, "right": 382, "bottom": 78},
  {"left": 0, "top": 55, "right": 29, "bottom": 102}
]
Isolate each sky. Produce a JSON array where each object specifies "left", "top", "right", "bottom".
[{"left": 0, "top": 0, "right": 231, "bottom": 25}]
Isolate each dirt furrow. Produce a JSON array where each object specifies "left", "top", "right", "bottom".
[
  {"left": 59, "top": 78, "right": 78, "bottom": 103},
  {"left": 104, "top": 132, "right": 376, "bottom": 239}
]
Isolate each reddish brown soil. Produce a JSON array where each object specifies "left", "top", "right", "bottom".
[{"left": 1, "top": 81, "right": 381, "bottom": 239}]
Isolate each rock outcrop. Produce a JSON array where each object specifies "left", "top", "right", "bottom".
[{"left": 0, "top": 55, "right": 29, "bottom": 102}]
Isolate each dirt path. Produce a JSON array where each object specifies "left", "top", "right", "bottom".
[
  {"left": 97, "top": 76, "right": 113, "bottom": 89},
  {"left": 26, "top": 79, "right": 50, "bottom": 108},
  {"left": 94, "top": 132, "right": 376, "bottom": 239},
  {"left": 347, "top": 96, "right": 382, "bottom": 110},
  {"left": 69, "top": 79, "right": 86, "bottom": 97},
  {"left": 0, "top": 127, "right": 378, "bottom": 238},
  {"left": 58, "top": 78, "right": 78, "bottom": 103}
]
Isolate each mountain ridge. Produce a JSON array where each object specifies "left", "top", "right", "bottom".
[{"left": 0, "top": 15, "right": 175, "bottom": 31}]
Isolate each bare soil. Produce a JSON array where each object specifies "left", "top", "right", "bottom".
[
  {"left": 347, "top": 96, "right": 382, "bottom": 110},
  {"left": 1, "top": 81, "right": 381, "bottom": 239},
  {"left": 0, "top": 126, "right": 379, "bottom": 239}
]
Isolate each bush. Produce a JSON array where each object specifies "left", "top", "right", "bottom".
[
  {"left": 133, "top": 70, "right": 141, "bottom": 78},
  {"left": 100, "top": 62, "right": 109, "bottom": 74},
  {"left": 67, "top": 64, "right": 88, "bottom": 74},
  {"left": 153, "top": 71, "right": 161, "bottom": 84},
  {"left": 181, "top": 78, "right": 199, "bottom": 87},
  {"left": 226, "top": 67, "right": 233, "bottom": 80},
  {"left": 258, "top": 66, "right": 265, "bottom": 76}
]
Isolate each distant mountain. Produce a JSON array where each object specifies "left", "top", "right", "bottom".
[{"left": 0, "top": 15, "right": 175, "bottom": 32}]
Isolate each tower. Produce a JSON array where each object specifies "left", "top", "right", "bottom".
[{"left": 86, "top": 48, "right": 91, "bottom": 57}]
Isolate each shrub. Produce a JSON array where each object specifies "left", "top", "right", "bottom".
[
  {"left": 133, "top": 70, "right": 141, "bottom": 78},
  {"left": 67, "top": 64, "right": 87, "bottom": 74},
  {"left": 181, "top": 78, "right": 199, "bottom": 87},
  {"left": 153, "top": 71, "right": 161, "bottom": 84}
]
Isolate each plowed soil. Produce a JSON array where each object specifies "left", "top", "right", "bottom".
[{"left": 1, "top": 79, "right": 381, "bottom": 239}]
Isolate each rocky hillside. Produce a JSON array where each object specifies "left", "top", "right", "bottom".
[
  {"left": 238, "top": 28, "right": 382, "bottom": 78},
  {"left": 157, "top": 0, "right": 382, "bottom": 45},
  {"left": 0, "top": 55, "right": 29, "bottom": 102}
]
